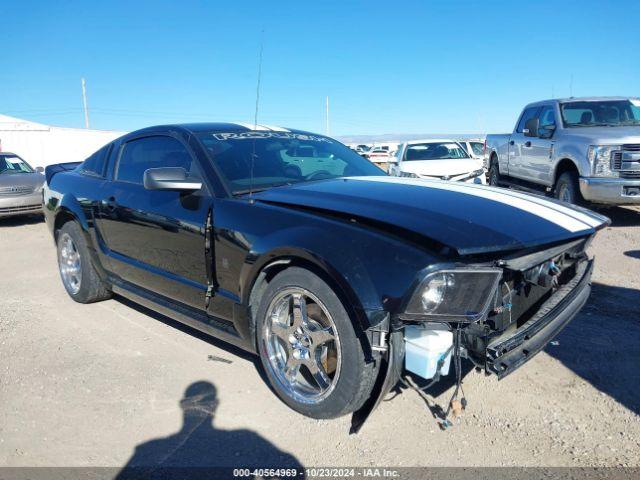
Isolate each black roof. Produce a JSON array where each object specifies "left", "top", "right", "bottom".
[{"left": 126, "top": 122, "right": 312, "bottom": 136}]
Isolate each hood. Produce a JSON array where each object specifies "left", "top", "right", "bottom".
[
  {"left": 251, "top": 177, "right": 609, "bottom": 256},
  {"left": 562, "top": 125, "right": 640, "bottom": 144},
  {"left": 0, "top": 172, "right": 45, "bottom": 192},
  {"left": 400, "top": 158, "right": 482, "bottom": 178}
]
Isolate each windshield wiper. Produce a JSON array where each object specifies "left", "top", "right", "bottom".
[{"left": 234, "top": 181, "right": 294, "bottom": 196}]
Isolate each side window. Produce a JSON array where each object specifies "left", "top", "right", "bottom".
[
  {"left": 538, "top": 105, "right": 556, "bottom": 129},
  {"left": 516, "top": 107, "right": 541, "bottom": 133},
  {"left": 471, "top": 142, "right": 484, "bottom": 156},
  {"left": 116, "top": 136, "right": 197, "bottom": 184},
  {"left": 79, "top": 145, "right": 109, "bottom": 177},
  {"left": 458, "top": 142, "right": 469, "bottom": 153}
]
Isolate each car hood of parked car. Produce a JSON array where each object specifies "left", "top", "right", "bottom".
[
  {"left": 399, "top": 158, "right": 483, "bottom": 178},
  {"left": 561, "top": 125, "right": 640, "bottom": 145},
  {"left": 0, "top": 171, "right": 45, "bottom": 191},
  {"left": 251, "top": 176, "right": 609, "bottom": 256}
]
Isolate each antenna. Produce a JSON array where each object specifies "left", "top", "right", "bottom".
[
  {"left": 249, "top": 30, "right": 265, "bottom": 199},
  {"left": 253, "top": 30, "right": 265, "bottom": 129},
  {"left": 325, "top": 96, "right": 330, "bottom": 135},
  {"left": 81, "top": 78, "right": 90, "bottom": 129},
  {"left": 569, "top": 74, "right": 573, "bottom": 97}
]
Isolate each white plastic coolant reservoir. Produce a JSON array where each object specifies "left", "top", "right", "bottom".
[{"left": 404, "top": 325, "right": 453, "bottom": 380}]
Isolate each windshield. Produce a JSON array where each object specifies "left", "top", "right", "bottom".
[
  {"left": 0, "top": 155, "right": 34, "bottom": 174},
  {"left": 560, "top": 99, "right": 640, "bottom": 127},
  {"left": 404, "top": 142, "right": 469, "bottom": 161},
  {"left": 196, "top": 131, "right": 386, "bottom": 194}
]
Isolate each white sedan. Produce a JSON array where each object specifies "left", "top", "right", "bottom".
[{"left": 389, "top": 139, "right": 486, "bottom": 184}]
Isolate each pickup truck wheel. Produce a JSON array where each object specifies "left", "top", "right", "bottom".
[
  {"left": 256, "top": 267, "right": 378, "bottom": 419},
  {"left": 555, "top": 172, "right": 583, "bottom": 205},
  {"left": 488, "top": 159, "right": 501, "bottom": 186},
  {"left": 56, "top": 221, "right": 111, "bottom": 303}
]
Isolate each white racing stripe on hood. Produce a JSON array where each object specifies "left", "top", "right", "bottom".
[
  {"left": 458, "top": 183, "right": 603, "bottom": 228},
  {"left": 351, "top": 177, "right": 592, "bottom": 233}
]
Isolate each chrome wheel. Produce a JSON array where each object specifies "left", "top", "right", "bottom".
[
  {"left": 58, "top": 232, "right": 82, "bottom": 295},
  {"left": 263, "top": 288, "right": 341, "bottom": 404}
]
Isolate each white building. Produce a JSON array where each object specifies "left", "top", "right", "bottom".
[{"left": 0, "top": 114, "right": 126, "bottom": 168}]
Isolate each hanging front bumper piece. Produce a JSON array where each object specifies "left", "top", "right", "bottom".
[{"left": 486, "top": 258, "right": 593, "bottom": 379}]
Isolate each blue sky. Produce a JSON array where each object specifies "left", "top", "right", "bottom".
[{"left": 1, "top": 0, "right": 638, "bottom": 136}]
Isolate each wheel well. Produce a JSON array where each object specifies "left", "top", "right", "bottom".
[
  {"left": 53, "top": 210, "right": 77, "bottom": 240},
  {"left": 490, "top": 151, "right": 498, "bottom": 165},
  {"left": 554, "top": 159, "right": 579, "bottom": 183},
  {"left": 246, "top": 257, "right": 370, "bottom": 354}
]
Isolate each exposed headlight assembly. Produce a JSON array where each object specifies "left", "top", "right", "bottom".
[
  {"left": 588, "top": 145, "right": 620, "bottom": 177},
  {"left": 402, "top": 267, "right": 502, "bottom": 322}
]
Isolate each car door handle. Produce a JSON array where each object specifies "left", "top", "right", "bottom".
[
  {"left": 524, "top": 141, "right": 532, "bottom": 148},
  {"left": 509, "top": 140, "right": 514, "bottom": 146},
  {"left": 102, "top": 196, "right": 117, "bottom": 211}
]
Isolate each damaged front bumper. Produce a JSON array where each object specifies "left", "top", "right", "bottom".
[
  {"left": 351, "top": 251, "right": 594, "bottom": 433},
  {"left": 486, "top": 258, "right": 593, "bottom": 379}
]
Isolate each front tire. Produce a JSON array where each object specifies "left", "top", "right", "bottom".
[
  {"left": 488, "top": 157, "right": 501, "bottom": 186},
  {"left": 555, "top": 171, "right": 583, "bottom": 205},
  {"left": 255, "top": 267, "right": 378, "bottom": 419},
  {"left": 56, "top": 221, "right": 112, "bottom": 303}
]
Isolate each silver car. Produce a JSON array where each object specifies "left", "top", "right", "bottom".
[{"left": 0, "top": 153, "right": 45, "bottom": 218}]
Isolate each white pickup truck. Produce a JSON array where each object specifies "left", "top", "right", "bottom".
[{"left": 485, "top": 96, "right": 640, "bottom": 205}]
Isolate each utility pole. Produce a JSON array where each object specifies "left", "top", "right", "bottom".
[
  {"left": 81, "top": 78, "right": 90, "bottom": 129},
  {"left": 325, "top": 96, "right": 330, "bottom": 136}
]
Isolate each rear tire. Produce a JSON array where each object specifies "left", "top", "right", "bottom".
[
  {"left": 56, "top": 221, "right": 112, "bottom": 303},
  {"left": 555, "top": 171, "right": 583, "bottom": 205},
  {"left": 255, "top": 267, "right": 378, "bottom": 419}
]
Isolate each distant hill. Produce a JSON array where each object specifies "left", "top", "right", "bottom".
[{"left": 336, "top": 133, "right": 486, "bottom": 144}]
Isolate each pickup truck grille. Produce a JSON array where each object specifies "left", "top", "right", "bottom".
[
  {"left": 0, "top": 186, "right": 36, "bottom": 196},
  {"left": 612, "top": 145, "right": 640, "bottom": 178}
]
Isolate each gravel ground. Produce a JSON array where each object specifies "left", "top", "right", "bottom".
[{"left": 0, "top": 207, "right": 639, "bottom": 469}]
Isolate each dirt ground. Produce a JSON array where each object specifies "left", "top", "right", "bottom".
[{"left": 1, "top": 207, "right": 639, "bottom": 470}]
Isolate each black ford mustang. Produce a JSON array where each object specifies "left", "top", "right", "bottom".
[{"left": 43, "top": 123, "right": 608, "bottom": 431}]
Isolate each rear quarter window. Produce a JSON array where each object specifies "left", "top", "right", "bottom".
[{"left": 79, "top": 145, "right": 110, "bottom": 177}]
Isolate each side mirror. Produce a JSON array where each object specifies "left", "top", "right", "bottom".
[
  {"left": 524, "top": 118, "right": 539, "bottom": 137},
  {"left": 538, "top": 124, "right": 556, "bottom": 139},
  {"left": 143, "top": 167, "right": 202, "bottom": 191},
  {"left": 35, "top": 166, "right": 44, "bottom": 173}
]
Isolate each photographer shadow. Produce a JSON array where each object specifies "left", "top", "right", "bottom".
[{"left": 117, "top": 381, "right": 304, "bottom": 479}]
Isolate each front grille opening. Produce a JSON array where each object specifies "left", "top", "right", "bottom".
[{"left": 487, "top": 253, "right": 581, "bottom": 332}]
